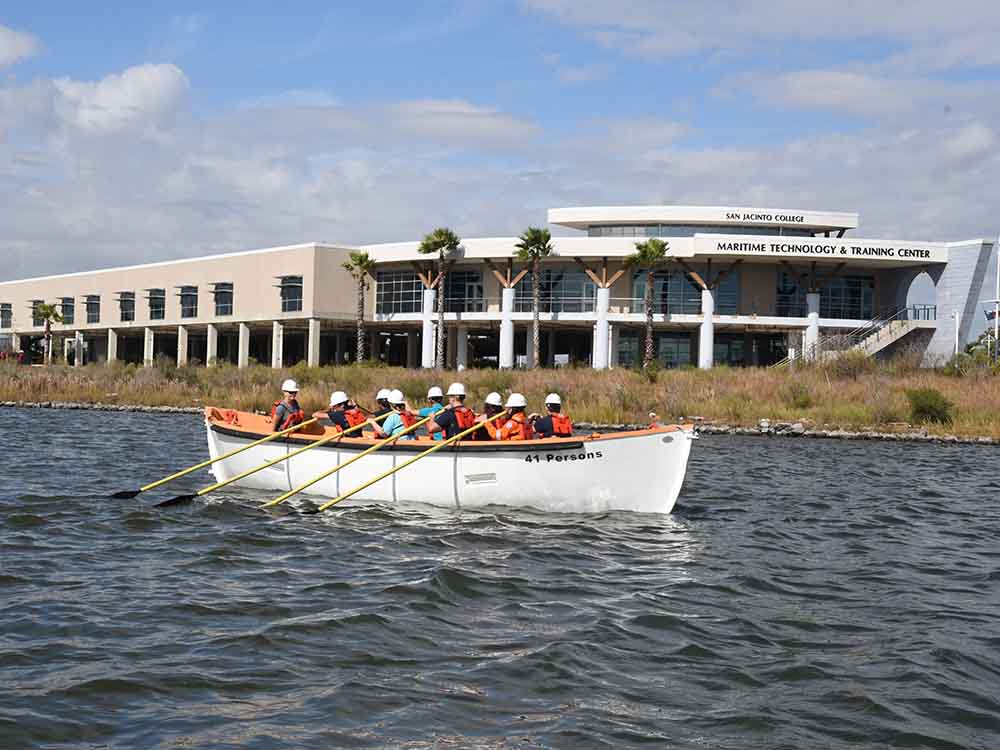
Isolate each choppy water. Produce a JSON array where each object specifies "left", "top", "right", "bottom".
[{"left": 3, "top": 407, "right": 1000, "bottom": 749}]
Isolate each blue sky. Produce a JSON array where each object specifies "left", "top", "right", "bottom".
[{"left": 2, "top": 1, "right": 999, "bottom": 332}]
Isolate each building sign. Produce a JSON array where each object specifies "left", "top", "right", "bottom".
[
  {"left": 725, "top": 211, "right": 805, "bottom": 224},
  {"left": 699, "top": 235, "right": 947, "bottom": 263}
]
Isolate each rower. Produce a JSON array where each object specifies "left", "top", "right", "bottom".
[
  {"left": 419, "top": 386, "right": 446, "bottom": 441},
  {"left": 531, "top": 393, "right": 573, "bottom": 438},
  {"left": 498, "top": 393, "right": 532, "bottom": 441},
  {"left": 373, "top": 388, "right": 392, "bottom": 418},
  {"left": 327, "top": 391, "right": 371, "bottom": 434},
  {"left": 272, "top": 379, "right": 305, "bottom": 432},
  {"left": 472, "top": 391, "right": 504, "bottom": 440},
  {"left": 428, "top": 382, "right": 477, "bottom": 440},
  {"left": 377, "top": 389, "right": 417, "bottom": 440}
]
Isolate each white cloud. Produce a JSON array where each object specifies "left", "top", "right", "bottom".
[
  {"left": 385, "top": 99, "right": 541, "bottom": 146},
  {"left": 0, "top": 24, "right": 39, "bottom": 68}
]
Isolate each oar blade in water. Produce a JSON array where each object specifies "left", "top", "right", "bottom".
[
  {"left": 155, "top": 494, "right": 198, "bottom": 508},
  {"left": 110, "top": 489, "right": 142, "bottom": 500}
]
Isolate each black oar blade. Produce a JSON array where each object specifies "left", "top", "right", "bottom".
[
  {"left": 155, "top": 494, "right": 198, "bottom": 508},
  {"left": 110, "top": 489, "right": 142, "bottom": 500}
]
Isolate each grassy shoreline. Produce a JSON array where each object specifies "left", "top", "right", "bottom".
[{"left": 3, "top": 357, "right": 998, "bottom": 438}]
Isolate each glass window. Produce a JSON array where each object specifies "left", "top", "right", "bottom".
[
  {"left": 118, "top": 291, "right": 135, "bottom": 322},
  {"left": 1, "top": 303, "right": 11, "bottom": 329},
  {"left": 714, "top": 335, "right": 745, "bottom": 366},
  {"left": 587, "top": 224, "right": 814, "bottom": 238},
  {"left": 278, "top": 276, "right": 302, "bottom": 313},
  {"left": 616, "top": 331, "right": 692, "bottom": 368},
  {"left": 148, "top": 289, "right": 166, "bottom": 320},
  {"left": 86, "top": 295, "right": 100, "bottom": 324},
  {"left": 515, "top": 270, "right": 596, "bottom": 313},
  {"left": 444, "top": 271, "right": 484, "bottom": 312},
  {"left": 213, "top": 282, "right": 233, "bottom": 316},
  {"left": 821, "top": 276, "right": 874, "bottom": 320},
  {"left": 376, "top": 271, "right": 423, "bottom": 314},
  {"left": 60, "top": 297, "right": 75, "bottom": 325},
  {"left": 31, "top": 300, "right": 43, "bottom": 327},
  {"left": 631, "top": 268, "right": 738, "bottom": 315},
  {"left": 776, "top": 272, "right": 807, "bottom": 317},
  {"left": 179, "top": 286, "right": 198, "bottom": 318}
]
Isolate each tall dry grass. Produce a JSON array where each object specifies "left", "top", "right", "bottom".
[{"left": 2, "top": 358, "right": 998, "bottom": 437}]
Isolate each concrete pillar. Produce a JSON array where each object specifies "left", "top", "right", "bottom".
[
  {"left": 238, "top": 323, "right": 250, "bottom": 368},
  {"left": 143, "top": 327, "right": 154, "bottom": 366},
  {"left": 805, "top": 291, "right": 820, "bottom": 360},
  {"left": 177, "top": 326, "right": 189, "bottom": 367},
  {"left": 456, "top": 326, "right": 468, "bottom": 370},
  {"left": 74, "top": 330, "right": 84, "bottom": 367},
  {"left": 271, "top": 321, "right": 283, "bottom": 369},
  {"left": 107, "top": 329, "right": 118, "bottom": 365},
  {"left": 206, "top": 324, "right": 218, "bottom": 366},
  {"left": 421, "top": 288, "right": 436, "bottom": 368},
  {"left": 698, "top": 287, "right": 715, "bottom": 370},
  {"left": 447, "top": 326, "right": 458, "bottom": 369},
  {"left": 499, "top": 287, "right": 515, "bottom": 369},
  {"left": 307, "top": 318, "right": 320, "bottom": 367},
  {"left": 592, "top": 287, "right": 610, "bottom": 370},
  {"left": 406, "top": 330, "right": 419, "bottom": 368},
  {"left": 547, "top": 328, "right": 557, "bottom": 366}
]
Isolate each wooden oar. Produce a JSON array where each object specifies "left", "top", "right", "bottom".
[
  {"left": 110, "top": 417, "right": 319, "bottom": 499},
  {"left": 260, "top": 413, "right": 436, "bottom": 509},
  {"left": 156, "top": 413, "right": 389, "bottom": 508},
  {"left": 308, "top": 411, "right": 508, "bottom": 514}
]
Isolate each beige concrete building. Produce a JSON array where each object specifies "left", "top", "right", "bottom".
[{"left": 0, "top": 206, "right": 993, "bottom": 369}]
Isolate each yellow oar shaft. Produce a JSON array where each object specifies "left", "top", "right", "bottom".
[
  {"left": 262, "top": 413, "right": 435, "bottom": 508},
  {"left": 139, "top": 417, "right": 319, "bottom": 492},
  {"left": 316, "top": 411, "right": 508, "bottom": 512},
  {"left": 196, "top": 413, "right": 388, "bottom": 497}
]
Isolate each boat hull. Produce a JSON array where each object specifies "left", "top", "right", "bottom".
[{"left": 204, "top": 411, "right": 694, "bottom": 514}]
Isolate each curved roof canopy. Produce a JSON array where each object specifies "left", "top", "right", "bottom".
[{"left": 548, "top": 205, "right": 859, "bottom": 233}]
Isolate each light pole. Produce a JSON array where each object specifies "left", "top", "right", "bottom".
[{"left": 953, "top": 311, "right": 961, "bottom": 358}]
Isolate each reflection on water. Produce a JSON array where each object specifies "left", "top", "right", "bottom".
[{"left": 2, "top": 407, "right": 999, "bottom": 749}]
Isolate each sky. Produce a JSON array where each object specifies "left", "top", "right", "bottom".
[{"left": 1, "top": 1, "right": 999, "bottom": 330}]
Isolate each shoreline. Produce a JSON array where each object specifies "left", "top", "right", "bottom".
[{"left": 4, "top": 400, "right": 996, "bottom": 445}]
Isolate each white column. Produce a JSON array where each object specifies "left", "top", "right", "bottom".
[
  {"left": 307, "top": 318, "right": 320, "bottom": 367},
  {"left": 456, "top": 326, "right": 468, "bottom": 370},
  {"left": 11, "top": 333, "right": 20, "bottom": 354},
  {"left": 421, "top": 288, "right": 436, "bottom": 368},
  {"left": 143, "top": 327, "right": 154, "bottom": 366},
  {"left": 62, "top": 337, "right": 71, "bottom": 364},
  {"left": 499, "top": 287, "right": 515, "bottom": 369},
  {"left": 271, "top": 321, "right": 283, "bottom": 369},
  {"left": 237, "top": 323, "right": 249, "bottom": 369},
  {"left": 107, "top": 329, "right": 118, "bottom": 365},
  {"left": 74, "top": 330, "right": 84, "bottom": 367},
  {"left": 592, "top": 287, "right": 610, "bottom": 370},
  {"left": 206, "top": 324, "right": 218, "bottom": 366},
  {"left": 698, "top": 287, "right": 715, "bottom": 370},
  {"left": 406, "top": 330, "right": 419, "bottom": 368},
  {"left": 177, "top": 326, "right": 189, "bottom": 367},
  {"left": 805, "top": 291, "right": 820, "bottom": 361}
]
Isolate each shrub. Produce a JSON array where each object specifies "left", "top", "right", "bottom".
[
  {"left": 780, "top": 381, "right": 814, "bottom": 409},
  {"left": 906, "top": 388, "right": 953, "bottom": 424},
  {"left": 823, "top": 350, "right": 876, "bottom": 380}
]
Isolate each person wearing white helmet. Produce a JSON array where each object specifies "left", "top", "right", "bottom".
[
  {"left": 326, "top": 390, "right": 369, "bottom": 434},
  {"left": 472, "top": 391, "right": 505, "bottom": 440},
  {"left": 376, "top": 389, "right": 418, "bottom": 440},
  {"left": 428, "top": 382, "right": 477, "bottom": 439},
  {"left": 271, "top": 379, "right": 305, "bottom": 432},
  {"left": 530, "top": 392, "right": 573, "bottom": 438},
  {"left": 373, "top": 388, "right": 393, "bottom": 418},
  {"left": 418, "top": 386, "right": 446, "bottom": 440},
  {"left": 498, "top": 393, "right": 531, "bottom": 441}
]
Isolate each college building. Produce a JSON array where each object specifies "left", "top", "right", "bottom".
[{"left": 0, "top": 205, "right": 993, "bottom": 369}]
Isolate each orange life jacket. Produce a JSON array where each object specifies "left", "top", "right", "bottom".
[
  {"left": 499, "top": 411, "right": 531, "bottom": 441},
  {"left": 271, "top": 399, "right": 305, "bottom": 431},
  {"left": 550, "top": 412, "right": 573, "bottom": 437},
  {"left": 344, "top": 406, "right": 366, "bottom": 428},
  {"left": 452, "top": 405, "right": 476, "bottom": 430},
  {"left": 400, "top": 410, "right": 418, "bottom": 428}
]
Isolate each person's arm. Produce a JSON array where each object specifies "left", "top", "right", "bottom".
[
  {"left": 428, "top": 410, "right": 448, "bottom": 435},
  {"left": 272, "top": 404, "right": 286, "bottom": 432}
]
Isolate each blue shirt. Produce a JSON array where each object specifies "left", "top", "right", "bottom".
[
  {"left": 419, "top": 403, "right": 445, "bottom": 440},
  {"left": 382, "top": 412, "right": 414, "bottom": 440}
]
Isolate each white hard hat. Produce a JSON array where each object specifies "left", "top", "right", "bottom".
[
  {"left": 427, "top": 386, "right": 444, "bottom": 399},
  {"left": 505, "top": 393, "right": 527, "bottom": 408},
  {"left": 281, "top": 379, "right": 299, "bottom": 392},
  {"left": 329, "top": 390, "right": 349, "bottom": 406},
  {"left": 376, "top": 388, "right": 391, "bottom": 401},
  {"left": 545, "top": 393, "right": 562, "bottom": 405},
  {"left": 388, "top": 389, "right": 406, "bottom": 405},
  {"left": 485, "top": 392, "right": 503, "bottom": 407},
  {"left": 447, "top": 382, "right": 466, "bottom": 397}
]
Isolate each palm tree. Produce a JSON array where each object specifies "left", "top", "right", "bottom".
[
  {"left": 342, "top": 251, "right": 376, "bottom": 363},
  {"left": 418, "top": 227, "right": 461, "bottom": 369},
  {"left": 36, "top": 302, "right": 63, "bottom": 365},
  {"left": 515, "top": 226, "right": 553, "bottom": 368},
  {"left": 625, "top": 238, "right": 669, "bottom": 369}
]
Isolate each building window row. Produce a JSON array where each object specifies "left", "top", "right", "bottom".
[
  {"left": 179, "top": 286, "right": 199, "bottom": 318},
  {"left": 61, "top": 297, "right": 75, "bottom": 325},
  {"left": 515, "top": 270, "right": 596, "bottom": 313},
  {"left": 630, "top": 269, "right": 740, "bottom": 315},
  {"left": 279, "top": 276, "right": 303, "bottom": 313},
  {"left": 213, "top": 282, "right": 233, "bottom": 316},
  {"left": 588, "top": 224, "right": 813, "bottom": 238},
  {"left": 0, "top": 303, "right": 11, "bottom": 329},
  {"left": 776, "top": 272, "right": 874, "bottom": 320},
  {"left": 118, "top": 292, "right": 135, "bottom": 322}
]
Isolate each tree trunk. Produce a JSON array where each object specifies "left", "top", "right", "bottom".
[
  {"left": 532, "top": 259, "right": 541, "bottom": 368},
  {"left": 44, "top": 321, "right": 52, "bottom": 366},
  {"left": 644, "top": 270, "right": 655, "bottom": 368},
  {"left": 436, "top": 254, "right": 446, "bottom": 369},
  {"left": 356, "top": 278, "right": 366, "bottom": 363}
]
